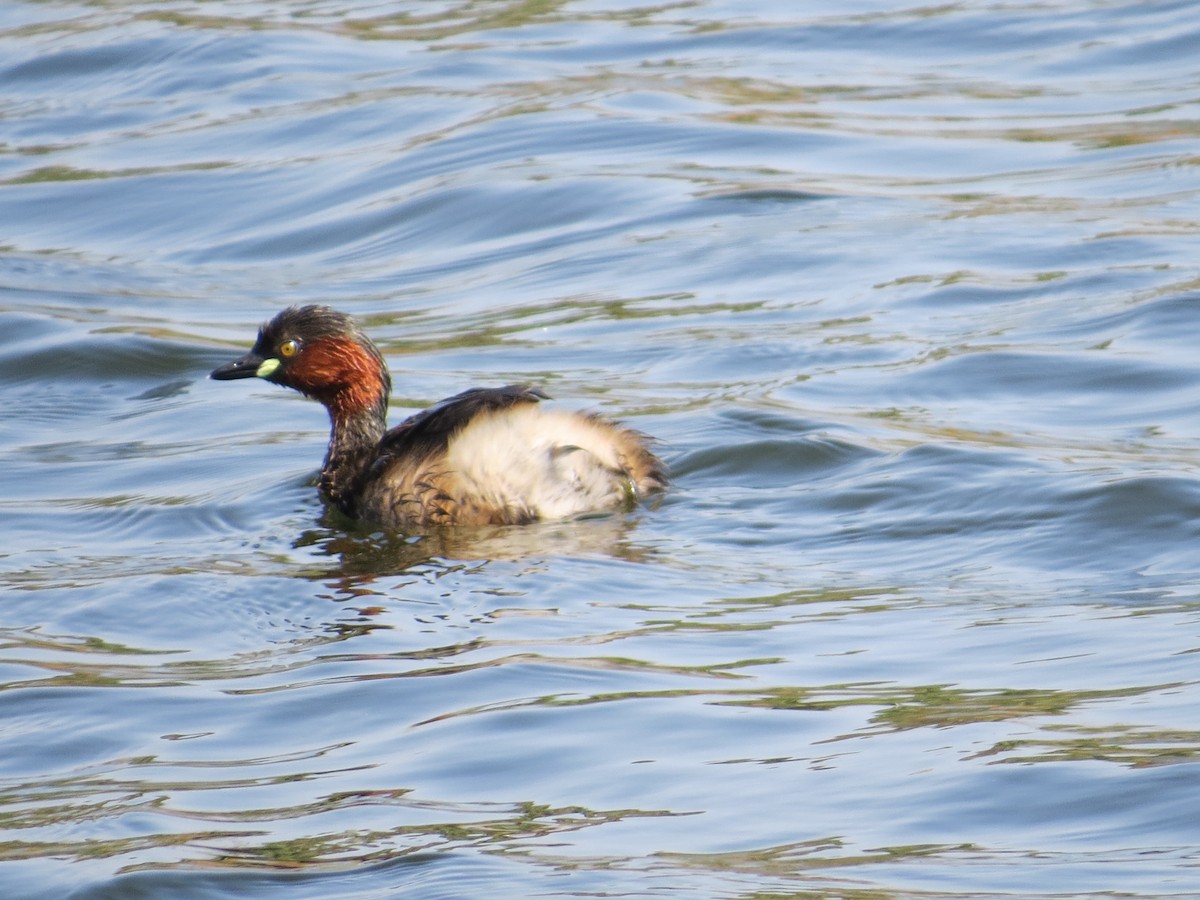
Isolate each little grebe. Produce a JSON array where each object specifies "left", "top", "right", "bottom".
[{"left": 211, "top": 305, "right": 667, "bottom": 528}]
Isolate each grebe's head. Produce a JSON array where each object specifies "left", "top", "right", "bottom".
[{"left": 211, "top": 305, "right": 391, "bottom": 419}]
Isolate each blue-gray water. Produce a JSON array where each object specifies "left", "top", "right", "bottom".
[{"left": 3, "top": 2, "right": 1200, "bottom": 897}]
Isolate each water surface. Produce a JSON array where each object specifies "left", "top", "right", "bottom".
[{"left": 2, "top": 1, "right": 1200, "bottom": 897}]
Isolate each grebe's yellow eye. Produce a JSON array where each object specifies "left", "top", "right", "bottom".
[{"left": 279, "top": 339, "right": 299, "bottom": 358}]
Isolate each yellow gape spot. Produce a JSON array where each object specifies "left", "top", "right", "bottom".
[{"left": 256, "top": 358, "right": 281, "bottom": 378}]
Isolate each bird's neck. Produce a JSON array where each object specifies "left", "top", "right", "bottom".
[
  {"left": 318, "top": 395, "right": 387, "bottom": 519},
  {"left": 289, "top": 336, "right": 391, "bottom": 519}
]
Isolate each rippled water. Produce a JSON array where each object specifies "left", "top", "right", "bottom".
[{"left": 3, "top": 1, "right": 1200, "bottom": 897}]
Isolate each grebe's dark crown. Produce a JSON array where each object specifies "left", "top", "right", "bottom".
[{"left": 258, "top": 305, "right": 360, "bottom": 345}]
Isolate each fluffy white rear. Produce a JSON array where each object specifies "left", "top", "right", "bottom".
[{"left": 445, "top": 406, "right": 638, "bottom": 520}]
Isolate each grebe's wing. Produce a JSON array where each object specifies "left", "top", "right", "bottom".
[{"left": 374, "top": 384, "right": 547, "bottom": 464}]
